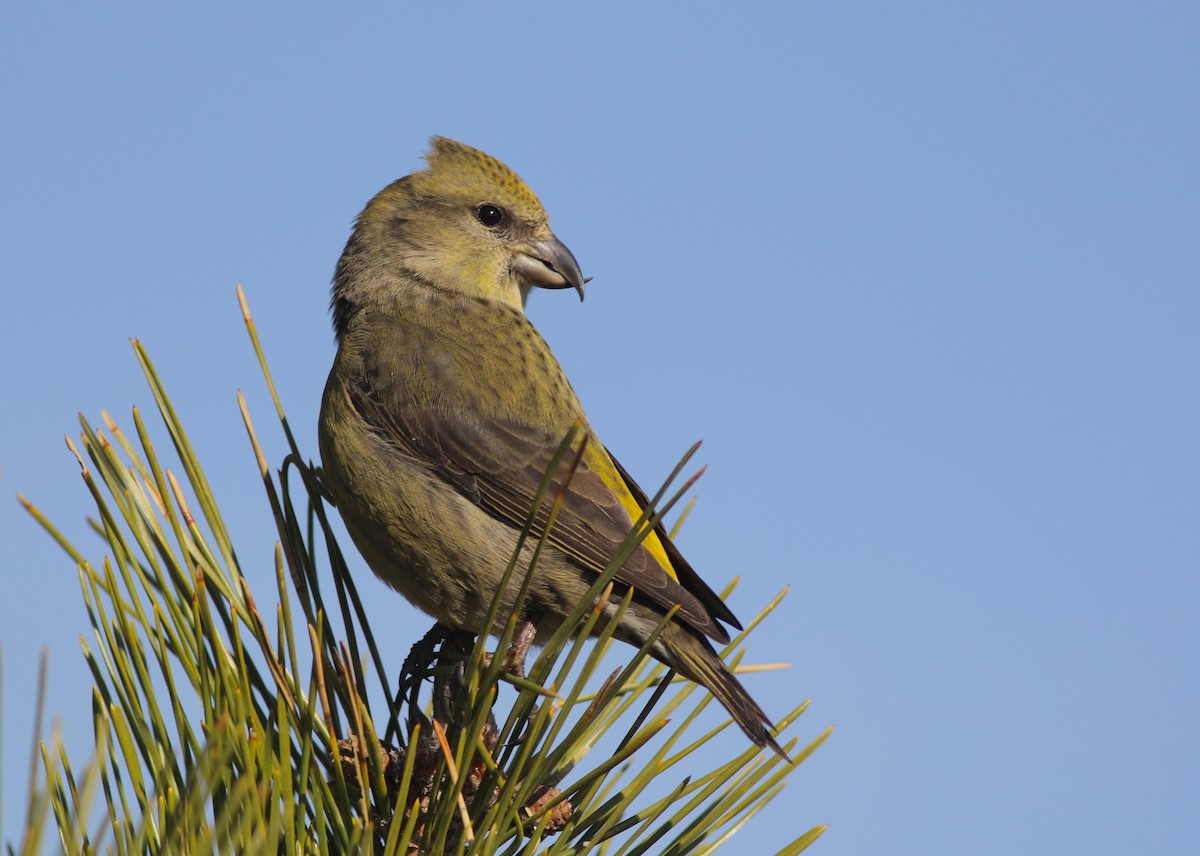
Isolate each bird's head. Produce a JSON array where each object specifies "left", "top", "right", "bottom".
[{"left": 332, "top": 137, "right": 585, "bottom": 335}]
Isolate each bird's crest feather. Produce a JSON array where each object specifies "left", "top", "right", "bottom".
[{"left": 409, "top": 136, "right": 545, "bottom": 220}]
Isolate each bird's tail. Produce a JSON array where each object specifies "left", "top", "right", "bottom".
[{"left": 659, "top": 622, "right": 790, "bottom": 761}]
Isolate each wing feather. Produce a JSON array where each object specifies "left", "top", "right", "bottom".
[{"left": 349, "top": 373, "right": 733, "bottom": 644}]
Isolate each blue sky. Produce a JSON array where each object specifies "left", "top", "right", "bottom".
[{"left": 1, "top": 3, "right": 1196, "bottom": 852}]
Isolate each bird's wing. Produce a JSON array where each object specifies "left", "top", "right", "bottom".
[
  {"left": 349, "top": 378, "right": 735, "bottom": 644},
  {"left": 606, "top": 454, "right": 742, "bottom": 632}
]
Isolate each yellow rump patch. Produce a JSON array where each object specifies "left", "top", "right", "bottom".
[{"left": 581, "top": 439, "right": 677, "bottom": 581}]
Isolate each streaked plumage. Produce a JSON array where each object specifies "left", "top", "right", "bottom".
[{"left": 319, "top": 137, "right": 783, "bottom": 756}]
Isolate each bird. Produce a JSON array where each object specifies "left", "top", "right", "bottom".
[{"left": 318, "top": 136, "right": 783, "bottom": 757}]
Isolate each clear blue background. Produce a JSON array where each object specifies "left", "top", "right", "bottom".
[{"left": 2, "top": 3, "right": 1196, "bottom": 853}]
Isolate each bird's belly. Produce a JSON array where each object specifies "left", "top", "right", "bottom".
[{"left": 322, "top": 429, "right": 534, "bottom": 632}]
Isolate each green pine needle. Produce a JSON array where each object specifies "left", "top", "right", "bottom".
[{"left": 10, "top": 287, "right": 828, "bottom": 854}]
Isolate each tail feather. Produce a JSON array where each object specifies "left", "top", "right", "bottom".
[{"left": 660, "top": 622, "right": 790, "bottom": 761}]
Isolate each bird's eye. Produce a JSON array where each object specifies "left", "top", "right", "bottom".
[{"left": 475, "top": 204, "right": 505, "bottom": 228}]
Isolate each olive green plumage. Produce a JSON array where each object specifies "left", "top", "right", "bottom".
[{"left": 319, "top": 137, "right": 783, "bottom": 756}]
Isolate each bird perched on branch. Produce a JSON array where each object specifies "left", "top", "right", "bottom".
[{"left": 319, "top": 136, "right": 783, "bottom": 756}]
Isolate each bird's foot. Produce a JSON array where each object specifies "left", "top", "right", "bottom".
[
  {"left": 397, "top": 622, "right": 449, "bottom": 707},
  {"left": 482, "top": 617, "right": 538, "bottom": 678}
]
